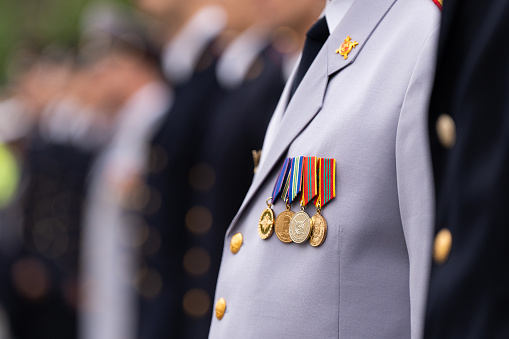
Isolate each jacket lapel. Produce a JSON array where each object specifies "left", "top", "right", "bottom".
[{"left": 227, "top": 0, "right": 398, "bottom": 236}]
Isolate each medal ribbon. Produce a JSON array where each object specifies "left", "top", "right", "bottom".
[
  {"left": 315, "top": 158, "right": 336, "bottom": 207},
  {"left": 300, "top": 156, "right": 318, "bottom": 206},
  {"left": 281, "top": 157, "right": 294, "bottom": 203},
  {"left": 271, "top": 158, "right": 291, "bottom": 204},
  {"left": 288, "top": 156, "right": 304, "bottom": 204}
]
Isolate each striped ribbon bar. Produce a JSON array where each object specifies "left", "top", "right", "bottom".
[
  {"left": 300, "top": 156, "right": 318, "bottom": 206},
  {"left": 281, "top": 157, "right": 294, "bottom": 203},
  {"left": 288, "top": 156, "right": 304, "bottom": 204},
  {"left": 271, "top": 158, "right": 291, "bottom": 204},
  {"left": 315, "top": 158, "right": 336, "bottom": 207}
]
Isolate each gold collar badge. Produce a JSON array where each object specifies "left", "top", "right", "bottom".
[{"left": 336, "top": 36, "right": 359, "bottom": 60}]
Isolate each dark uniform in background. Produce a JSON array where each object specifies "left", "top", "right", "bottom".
[
  {"left": 425, "top": 0, "right": 509, "bottom": 337},
  {"left": 137, "top": 35, "right": 224, "bottom": 339},
  {"left": 183, "top": 42, "right": 285, "bottom": 338},
  {"left": 2, "top": 134, "right": 95, "bottom": 339},
  {"left": 137, "top": 29, "right": 287, "bottom": 339}
]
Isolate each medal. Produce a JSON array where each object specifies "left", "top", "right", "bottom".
[
  {"left": 289, "top": 156, "right": 317, "bottom": 243},
  {"left": 285, "top": 156, "right": 312, "bottom": 243},
  {"left": 309, "top": 206, "right": 327, "bottom": 247},
  {"left": 258, "top": 197, "right": 275, "bottom": 239},
  {"left": 259, "top": 158, "right": 291, "bottom": 240},
  {"left": 273, "top": 158, "right": 294, "bottom": 243},
  {"left": 309, "top": 158, "right": 336, "bottom": 247},
  {"left": 275, "top": 200, "right": 294, "bottom": 243},
  {"left": 289, "top": 208, "right": 313, "bottom": 243}
]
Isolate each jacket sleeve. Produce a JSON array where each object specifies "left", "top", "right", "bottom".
[{"left": 395, "top": 25, "right": 440, "bottom": 339}]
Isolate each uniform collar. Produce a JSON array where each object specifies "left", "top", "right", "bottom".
[
  {"left": 161, "top": 5, "right": 227, "bottom": 84},
  {"left": 113, "top": 81, "right": 171, "bottom": 135},
  {"left": 105, "top": 81, "right": 171, "bottom": 171},
  {"left": 325, "top": 0, "right": 356, "bottom": 32}
]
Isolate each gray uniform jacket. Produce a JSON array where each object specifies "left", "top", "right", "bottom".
[{"left": 210, "top": 0, "right": 440, "bottom": 337}]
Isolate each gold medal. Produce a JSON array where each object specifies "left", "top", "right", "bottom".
[
  {"left": 258, "top": 198, "right": 275, "bottom": 239},
  {"left": 309, "top": 207, "right": 327, "bottom": 247},
  {"left": 289, "top": 207, "right": 313, "bottom": 244},
  {"left": 275, "top": 201, "right": 294, "bottom": 243}
]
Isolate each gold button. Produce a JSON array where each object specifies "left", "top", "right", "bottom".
[
  {"left": 183, "top": 247, "right": 211, "bottom": 276},
  {"left": 433, "top": 228, "right": 452, "bottom": 264},
  {"left": 148, "top": 145, "right": 168, "bottom": 173},
  {"left": 183, "top": 288, "right": 211, "bottom": 318},
  {"left": 215, "top": 298, "right": 226, "bottom": 320},
  {"left": 436, "top": 114, "right": 456, "bottom": 149},
  {"left": 230, "top": 233, "right": 243, "bottom": 254},
  {"left": 189, "top": 163, "right": 216, "bottom": 191},
  {"left": 11, "top": 257, "right": 50, "bottom": 300},
  {"left": 185, "top": 206, "right": 213, "bottom": 235},
  {"left": 135, "top": 267, "right": 163, "bottom": 299}
]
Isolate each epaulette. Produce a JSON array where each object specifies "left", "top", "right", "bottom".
[{"left": 432, "top": 0, "right": 443, "bottom": 10}]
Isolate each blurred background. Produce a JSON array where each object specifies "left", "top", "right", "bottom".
[
  {"left": 0, "top": 0, "right": 129, "bottom": 85},
  {"left": 0, "top": 0, "right": 324, "bottom": 337}
]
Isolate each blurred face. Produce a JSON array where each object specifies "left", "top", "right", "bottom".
[
  {"left": 218, "top": 0, "right": 259, "bottom": 31},
  {"left": 85, "top": 50, "right": 142, "bottom": 113},
  {"left": 14, "top": 61, "right": 71, "bottom": 117},
  {"left": 254, "top": 0, "right": 325, "bottom": 31}
]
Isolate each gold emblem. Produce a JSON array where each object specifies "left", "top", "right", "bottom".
[
  {"left": 275, "top": 205, "right": 294, "bottom": 243},
  {"left": 258, "top": 198, "right": 275, "bottom": 239},
  {"left": 289, "top": 210, "right": 313, "bottom": 243},
  {"left": 335, "top": 36, "right": 359, "bottom": 60},
  {"left": 309, "top": 213, "right": 327, "bottom": 247}
]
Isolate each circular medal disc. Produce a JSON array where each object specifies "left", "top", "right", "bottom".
[
  {"left": 309, "top": 214, "right": 328, "bottom": 247},
  {"left": 258, "top": 207, "right": 275, "bottom": 239},
  {"left": 289, "top": 211, "right": 313, "bottom": 244},
  {"left": 275, "top": 210, "right": 294, "bottom": 243}
]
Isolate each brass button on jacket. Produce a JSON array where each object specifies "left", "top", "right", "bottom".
[
  {"left": 230, "top": 233, "right": 243, "bottom": 254},
  {"left": 433, "top": 228, "right": 452, "bottom": 264},
  {"left": 215, "top": 298, "right": 226, "bottom": 320},
  {"left": 436, "top": 114, "right": 456, "bottom": 149}
]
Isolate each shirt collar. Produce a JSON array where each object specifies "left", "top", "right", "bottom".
[
  {"left": 216, "top": 25, "right": 270, "bottom": 89},
  {"left": 161, "top": 5, "right": 227, "bottom": 84}
]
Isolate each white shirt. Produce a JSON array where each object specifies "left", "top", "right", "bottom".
[
  {"left": 80, "top": 81, "right": 171, "bottom": 339},
  {"left": 161, "top": 5, "right": 227, "bottom": 84},
  {"left": 216, "top": 25, "right": 270, "bottom": 89},
  {"left": 105, "top": 81, "right": 171, "bottom": 176}
]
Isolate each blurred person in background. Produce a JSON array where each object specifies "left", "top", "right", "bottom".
[
  {"left": 132, "top": 0, "right": 229, "bottom": 337},
  {"left": 0, "top": 47, "right": 109, "bottom": 339},
  {"left": 134, "top": 0, "right": 324, "bottom": 337},
  {"left": 77, "top": 3, "right": 171, "bottom": 339},
  {"left": 0, "top": 80, "right": 32, "bottom": 339},
  {"left": 424, "top": 0, "right": 509, "bottom": 337}
]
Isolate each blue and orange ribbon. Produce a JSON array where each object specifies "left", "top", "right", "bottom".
[
  {"left": 271, "top": 158, "right": 291, "bottom": 204},
  {"left": 281, "top": 157, "right": 294, "bottom": 203}
]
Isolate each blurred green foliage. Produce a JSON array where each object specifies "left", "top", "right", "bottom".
[{"left": 0, "top": 0, "right": 127, "bottom": 86}]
